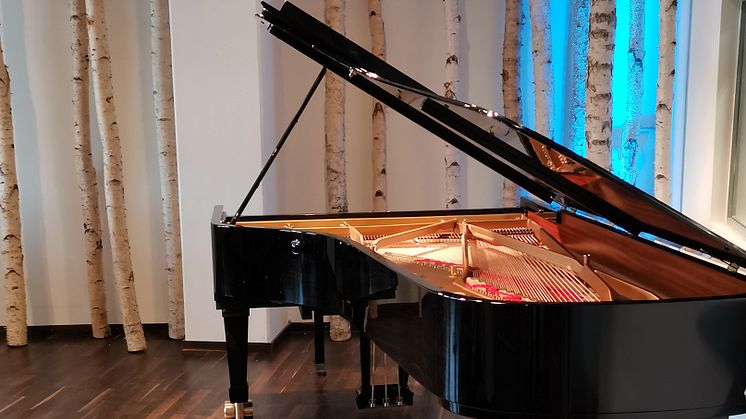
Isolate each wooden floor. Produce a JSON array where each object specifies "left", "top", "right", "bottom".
[{"left": 0, "top": 326, "right": 465, "bottom": 418}]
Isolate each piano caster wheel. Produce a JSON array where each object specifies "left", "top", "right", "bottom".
[
  {"left": 369, "top": 399, "right": 376, "bottom": 408},
  {"left": 315, "top": 363, "right": 327, "bottom": 376},
  {"left": 383, "top": 398, "right": 390, "bottom": 407},
  {"left": 396, "top": 396, "right": 404, "bottom": 406},
  {"left": 223, "top": 401, "right": 253, "bottom": 419}
]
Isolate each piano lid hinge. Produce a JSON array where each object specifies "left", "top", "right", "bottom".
[
  {"left": 554, "top": 194, "right": 571, "bottom": 212},
  {"left": 727, "top": 262, "right": 740, "bottom": 273}
]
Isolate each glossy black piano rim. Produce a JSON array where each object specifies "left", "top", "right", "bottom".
[
  {"left": 213, "top": 203, "right": 746, "bottom": 418},
  {"left": 216, "top": 206, "right": 746, "bottom": 305},
  {"left": 209, "top": 2, "right": 746, "bottom": 417}
]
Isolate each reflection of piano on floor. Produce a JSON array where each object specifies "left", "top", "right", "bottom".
[{"left": 212, "top": 2, "right": 746, "bottom": 418}]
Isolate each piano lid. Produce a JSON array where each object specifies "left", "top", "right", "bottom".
[{"left": 259, "top": 1, "right": 746, "bottom": 268}]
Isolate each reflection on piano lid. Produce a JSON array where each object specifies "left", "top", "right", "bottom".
[
  {"left": 261, "top": 0, "right": 746, "bottom": 269},
  {"left": 211, "top": 2, "right": 746, "bottom": 418}
]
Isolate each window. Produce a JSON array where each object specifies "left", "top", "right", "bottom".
[
  {"left": 682, "top": 0, "right": 746, "bottom": 253},
  {"left": 730, "top": 1, "right": 746, "bottom": 228}
]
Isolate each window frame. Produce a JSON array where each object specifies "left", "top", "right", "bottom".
[{"left": 682, "top": 0, "right": 746, "bottom": 251}]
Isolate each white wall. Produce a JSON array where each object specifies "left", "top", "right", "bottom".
[
  {"left": 0, "top": 0, "right": 511, "bottom": 342},
  {"left": 0, "top": 0, "right": 292, "bottom": 344},
  {"left": 170, "top": 0, "right": 290, "bottom": 343},
  {"left": 0, "top": 0, "right": 739, "bottom": 330},
  {"left": 270, "top": 0, "right": 507, "bottom": 322},
  {"left": 267, "top": 0, "right": 507, "bottom": 215},
  {"left": 171, "top": 0, "right": 510, "bottom": 342},
  {"left": 0, "top": 1, "right": 168, "bottom": 327}
]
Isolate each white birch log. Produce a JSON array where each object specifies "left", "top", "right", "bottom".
[
  {"left": 622, "top": 0, "right": 644, "bottom": 185},
  {"left": 568, "top": 0, "right": 590, "bottom": 154},
  {"left": 150, "top": 0, "right": 184, "bottom": 340},
  {"left": 444, "top": 0, "right": 462, "bottom": 209},
  {"left": 0, "top": 35, "right": 27, "bottom": 347},
  {"left": 70, "top": 0, "right": 110, "bottom": 339},
  {"left": 529, "top": 0, "right": 554, "bottom": 139},
  {"left": 369, "top": 0, "right": 387, "bottom": 213},
  {"left": 367, "top": 0, "right": 388, "bottom": 321},
  {"left": 585, "top": 0, "right": 616, "bottom": 170},
  {"left": 655, "top": 0, "right": 676, "bottom": 204},
  {"left": 501, "top": 0, "right": 524, "bottom": 207},
  {"left": 325, "top": 0, "right": 351, "bottom": 342},
  {"left": 86, "top": 0, "right": 146, "bottom": 352}
]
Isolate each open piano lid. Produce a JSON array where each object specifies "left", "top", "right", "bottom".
[{"left": 259, "top": 1, "right": 746, "bottom": 268}]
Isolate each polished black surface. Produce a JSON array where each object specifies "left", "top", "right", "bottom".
[
  {"left": 212, "top": 207, "right": 398, "bottom": 313},
  {"left": 366, "top": 296, "right": 746, "bottom": 418},
  {"left": 212, "top": 206, "right": 746, "bottom": 418},
  {"left": 210, "top": 2, "right": 746, "bottom": 417}
]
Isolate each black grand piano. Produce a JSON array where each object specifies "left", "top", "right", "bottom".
[{"left": 212, "top": 2, "right": 746, "bottom": 418}]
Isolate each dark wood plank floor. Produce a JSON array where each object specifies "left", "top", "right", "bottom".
[{"left": 0, "top": 326, "right": 465, "bottom": 418}]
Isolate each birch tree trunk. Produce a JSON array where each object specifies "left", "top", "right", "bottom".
[
  {"left": 621, "top": 0, "right": 644, "bottom": 185},
  {"left": 325, "top": 0, "right": 351, "bottom": 342},
  {"left": 585, "top": 0, "right": 616, "bottom": 170},
  {"left": 655, "top": 0, "right": 676, "bottom": 204},
  {"left": 568, "top": 0, "right": 590, "bottom": 154},
  {"left": 367, "top": 0, "right": 387, "bottom": 321},
  {"left": 501, "top": 0, "right": 524, "bottom": 207},
  {"left": 444, "top": 0, "right": 462, "bottom": 209},
  {"left": 70, "top": 0, "right": 110, "bottom": 339},
  {"left": 0, "top": 36, "right": 27, "bottom": 347},
  {"left": 369, "top": 0, "right": 387, "bottom": 213},
  {"left": 529, "top": 0, "right": 554, "bottom": 139},
  {"left": 150, "top": 0, "right": 184, "bottom": 340},
  {"left": 86, "top": 0, "right": 146, "bottom": 352}
]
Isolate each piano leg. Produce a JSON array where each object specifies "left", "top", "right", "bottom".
[
  {"left": 313, "top": 309, "right": 326, "bottom": 376},
  {"left": 353, "top": 303, "right": 374, "bottom": 408},
  {"left": 357, "top": 326, "right": 374, "bottom": 408},
  {"left": 222, "top": 310, "right": 253, "bottom": 419}
]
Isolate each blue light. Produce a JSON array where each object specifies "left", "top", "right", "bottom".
[
  {"left": 551, "top": 0, "right": 569, "bottom": 146},
  {"left": 519, "top": 0, "right": 567, "bottom": 143},
  {"left": 565, "top": 0, "right": 590, "bottom": 157},
  {"left": 635, "top": 0, "right": 661, "bottom": 195},
  {"left": 616, "top": 0, "right": 661, "bottom": 194},
  {"left": 642, "top": 0, "right": 660, "bottom": 119},
  {"left": 612, "top": 0, "right": 631, "bottom": 132},
  {"left": 518, "top": 0, "right": 667, "bottom": 194},
  {"left": 519, "top": 0, "right": 535, "bottom": 131}
]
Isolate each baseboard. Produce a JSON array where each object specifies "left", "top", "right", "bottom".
[
  {"left": 285, "top": 320, "right": 330, "bottom": 332},
  {"left": 181, "top": 321, "right": 331, "bottom": 353},
  {"left": 181, "top": 340, "right": 274, "bottom": 353},
  {"left": 1, "top": 322, "right": 332, "bottom": 354},
  {"left": 0, "top": 323, "right": 168, "bottom": 341}
]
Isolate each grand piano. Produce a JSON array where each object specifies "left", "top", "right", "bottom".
[{"left": 212, "top": 2, "right": 746, "bottom": 418}]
